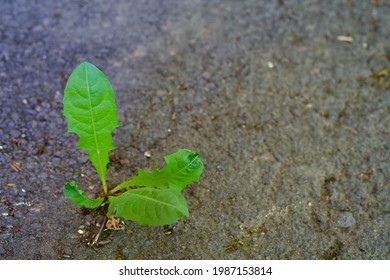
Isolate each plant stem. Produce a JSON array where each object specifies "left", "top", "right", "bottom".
[
  {"left": 102, "top": 180, "right": 108, "bottom": 195},
  {"left": 89, "top": 216, "right": 107, "bottom": 246},
  {"left": 108, "top": 179, "right": 135, "bottom": 195}
]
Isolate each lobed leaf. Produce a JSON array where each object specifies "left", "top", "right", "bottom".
[
  {"left": 114, "top": 149, "right": 203, "bottom": 192},
  {"left": 63, "top": 62, "right": 119, "bottom": 192},
  {"left": 64, "top": 181, "right": 104, "bottom": 209},
  {"left": 107, "top": 188, "right": 189, "bottom": 226}
]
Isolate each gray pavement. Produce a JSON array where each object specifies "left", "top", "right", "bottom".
[{"left": 0, "top": 0, "right": 389, "bottom": 259}]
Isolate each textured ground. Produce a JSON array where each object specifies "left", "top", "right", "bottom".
[{"left": 0, "top": 0, "right": 389, "bottom": 259}]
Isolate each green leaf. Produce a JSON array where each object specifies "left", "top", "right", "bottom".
[
  {"left": 107, "top": 188, "right": 189, "bottom": 226},
  {"left": 64, "top": 181, "right": 104, "bottom": 208},
  {"left": 112, "top": 149, "right": 203, "bottom": 193},
  {"left": 63, "top": 62, "right": 119, "bottom": 193}
]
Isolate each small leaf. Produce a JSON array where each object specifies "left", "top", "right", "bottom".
[
  {"left": 64, "top": 181, "right": 104, "bottom": 208},
  {"left": 107, "top": 188, "right": 189, "bottom": 226},
  {"left": 115, "top": 149, "right": 203, "bottom": 192},
  {"left": 63, "top": 62, "right": 119, "bottom": 193}
]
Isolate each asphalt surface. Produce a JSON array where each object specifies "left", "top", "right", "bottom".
[{"left": 0, "top": 0, "right": 389, "bottom": 259}]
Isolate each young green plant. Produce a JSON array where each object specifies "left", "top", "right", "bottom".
[{"left": 63, "top": 62, "right": 203, "bottom": 226}]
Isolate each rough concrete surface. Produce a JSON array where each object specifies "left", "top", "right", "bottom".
[{"left": 0, "top": 0, "right": 389, "bottom": 259}]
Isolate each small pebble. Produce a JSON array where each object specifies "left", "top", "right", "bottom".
[
  {"left": 144, "top": 150, "right": 151, "bottom": 158},
  {"left": 337, "top": 212, "right": 356, "bottom": 228},
  {"left": 0, "top": 233, "right": 11, "bottom": 240}
]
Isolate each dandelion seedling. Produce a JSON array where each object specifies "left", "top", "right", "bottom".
[{"left": 63, "top": 62, "right": 203, "bottom": 226}]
